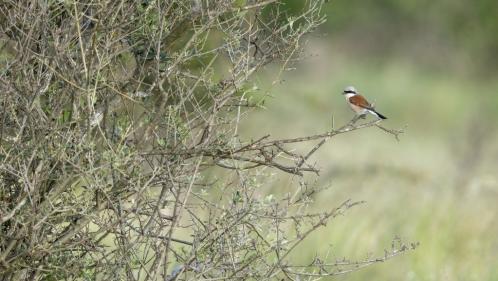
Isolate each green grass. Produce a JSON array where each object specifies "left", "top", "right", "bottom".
[{"left": 239, "top": 42, "right": 498, "bottom": 280}]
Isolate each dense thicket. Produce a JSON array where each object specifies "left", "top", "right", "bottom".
[{"left": 0, "top": 1, "right": 411, "bottom": 280}]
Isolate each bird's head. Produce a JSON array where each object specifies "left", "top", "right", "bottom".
[{"left": 342, "top": 86, "right": 357, "bottom": 95}]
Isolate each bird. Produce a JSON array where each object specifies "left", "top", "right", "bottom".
[{"left": 342, "top": 86, "right": 387, "bottom": 119}]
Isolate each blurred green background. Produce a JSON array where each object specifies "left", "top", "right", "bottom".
[{"left": 241, "top": 1, "right": 498, "bottom": 280}]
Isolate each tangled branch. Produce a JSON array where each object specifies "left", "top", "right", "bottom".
[{"left": 0, "top": 1, "right": 413, "bottom": 280}]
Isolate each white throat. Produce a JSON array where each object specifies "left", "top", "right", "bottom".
[{"left": 344, "top": 93, "right": 356, "bottom": 99}]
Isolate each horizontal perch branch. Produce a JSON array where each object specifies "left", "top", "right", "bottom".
[{"left": 143, "top": 117, "right": 404, "bottom": 176}]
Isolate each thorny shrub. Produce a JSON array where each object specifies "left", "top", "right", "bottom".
[{"left": 0, "top": 1, "right": 415, "bottom": 280}]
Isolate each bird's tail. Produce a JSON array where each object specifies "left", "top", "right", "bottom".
[{"left": 369, "top": 110, "right": 387, "bottom": 120}]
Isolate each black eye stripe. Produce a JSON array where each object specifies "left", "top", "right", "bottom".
[{"left": 344, "top": 90, "right": 356, "bottom": 94}]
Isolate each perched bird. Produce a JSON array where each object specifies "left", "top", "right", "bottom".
[{"left": 342, "top": 86, "right": 387, "bottom": 119}]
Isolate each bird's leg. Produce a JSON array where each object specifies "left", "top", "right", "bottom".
[{"left": 348, "top": 115, "right": 361, "bottom": 126}]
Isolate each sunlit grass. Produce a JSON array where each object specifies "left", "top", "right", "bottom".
[{"left": 239, "top": 41, "right": 498, "bottom": 280}]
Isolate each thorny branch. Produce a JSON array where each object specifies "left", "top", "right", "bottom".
[{"left": 145, "top": 117, "right": 404, "bottom": 176}]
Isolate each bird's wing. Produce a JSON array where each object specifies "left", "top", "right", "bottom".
[{"left": 349, "top": 94, "right": 373, "bottom": 109}]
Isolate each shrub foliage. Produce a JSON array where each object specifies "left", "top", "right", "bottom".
[{"left": 0, "top": 1, "right": 412, "bottom": 280}]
